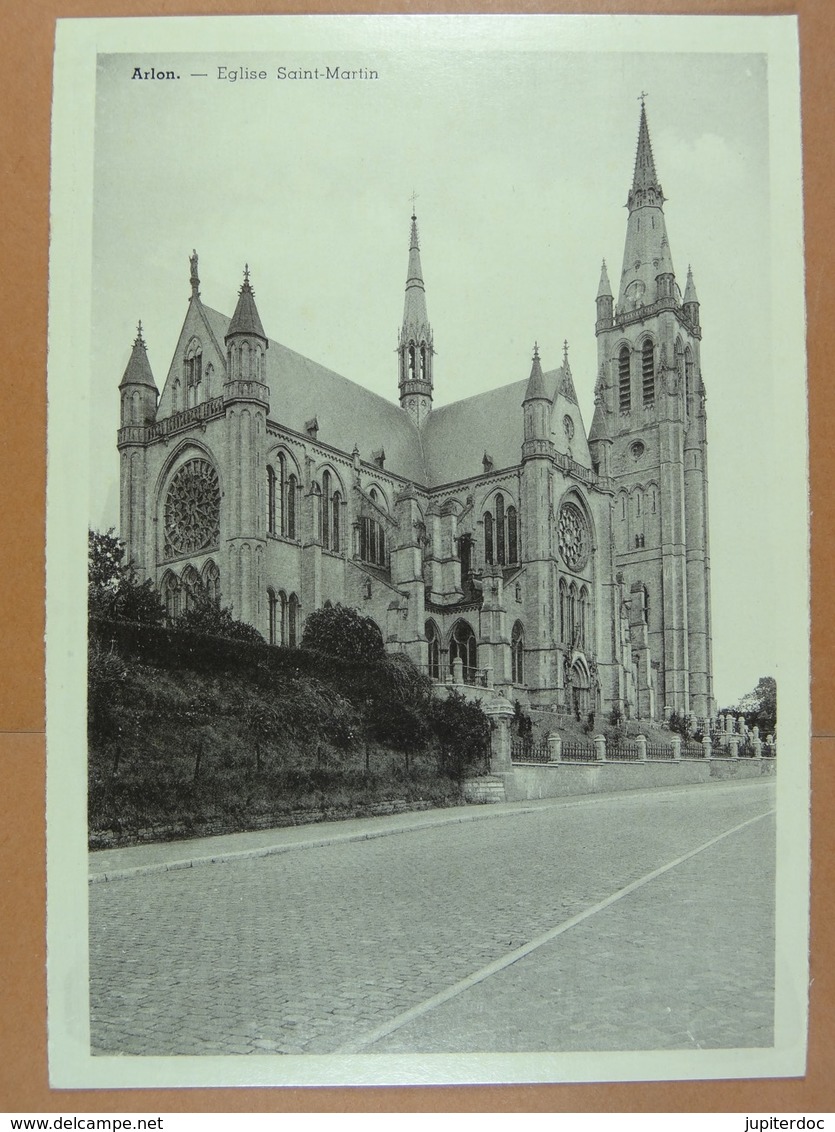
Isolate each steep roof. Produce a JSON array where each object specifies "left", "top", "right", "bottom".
[
  {"left": 203, "top": 306, "right": 428, "bottom": 484},
  {"left": 226, "top": 268, "right": 267, "bottom": 340},
  {"left": 119, "top": 323, "right": 157, "bottom": 390}
]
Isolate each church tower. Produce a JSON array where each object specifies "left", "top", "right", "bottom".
[
  {"left": 594, "top": 100, "right": 714, "bottom": 720},
  {"left": 117, "top": 322, "right": 158, "bottom": 575},
  {"left": 398, "top": 212, "right": 434, "bottom": 428},
  {"left": 223, "top": 266, "right": 270, "bottom": 627}
]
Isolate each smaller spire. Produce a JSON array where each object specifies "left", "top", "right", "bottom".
[
  {"left": 120, "top": 322, "right": 157, "bottom": 389},
  {"left": 226, "top": 264, "right": 267, "bottom": 340},
  {"left": 524, "top": 342, "right": 548, "bottom": 401},
  {"left": 684, "top": 264, "right": 699, "bottom": 305},
  {"left": 559, "top": 342, "right": 578, "bottom": 405},
  {"left": 597, "top": 259, "right": 613, "bottom": 299}
]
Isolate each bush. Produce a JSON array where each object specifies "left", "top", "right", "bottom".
[
  {"left": 174, "top": 593, "right": 263, "bottom": 644},
  {"left": 300, "top": 603, "right": 385, "bottom": 662}
]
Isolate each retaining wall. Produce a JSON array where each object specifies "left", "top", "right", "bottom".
[{"left": 506, "top": 758, "right": 774, "bottom": 802}]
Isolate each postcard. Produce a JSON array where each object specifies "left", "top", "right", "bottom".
[{"left": 46, "top": 14, "right": 809, "bottom": 1088}]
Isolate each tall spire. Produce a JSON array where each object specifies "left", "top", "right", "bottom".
[
  {"left": 401, "top": 213, "right": 431, "bottom": 342},
  {"left": 227, "top": 264, "right": 267, "bottom": 340},
  {"left": 398, "top": 209, "right": 434, "bottom": 427},
  {"left": 617, "top": 100, "right": 676, "bottom": 311},
  {"left": 597, "top": 259, "right": 612, "bottom": 299},
  {"left": 627, "top": 98, "right": 664, "bottom": 212}
]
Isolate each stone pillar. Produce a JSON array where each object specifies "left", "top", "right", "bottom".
[
  {"left": 636, "top": 734, "right": 647, "bottom": 761},
  {"left": 547, "top": 732, "right": 562, "bottom": 763},
  {"left": 702, "top": 733, "right": 713, "bottom": 760},
  {"left": 671, "top": 734, "right": 681, "bottom": 761},
  {"left": 728, "top": 734, "right": 739, "bottom": 758},
  {"left": 484, "top": 696, "right": 514, "bottom": 774},
  {"left": 452, "top": 657, "right": 464, "bottom": 685},
  {"left": 752, "top": 737, "right": 762, "bottom": 759},
  {"left": 594, "top": 734, "right": 607, "bottom": 762}
]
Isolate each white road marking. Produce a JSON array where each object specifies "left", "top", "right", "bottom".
[{"left": 338, "top": 807, "right": 775, "bottom": 1054}]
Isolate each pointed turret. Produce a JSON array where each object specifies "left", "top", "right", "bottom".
[
  {"left": 398, "top": 212, "right": 434, "bottom": 427},
  {"left": 683, "top": 264, "right": 700, "bottom": 328},
  {"left": 522, "top": 343, "right": 553, "bottom": 459},
  {"left": 596, "top": 259, "right": 615, "bottom": 332},
  {"left": 119, "top": 322, "right": 158, "bottom": 426},
  {"left": 618, "top": 101, "right": 676, "bottom": 312},
  {"left": 224, "top": 266, "right": 269, "bottom": 388},
  {"left": 523, "top": 342, "right": 547, "bottom": 402},
  {"left": 227, "top": 265, "right": 267, "bottom": 341}
]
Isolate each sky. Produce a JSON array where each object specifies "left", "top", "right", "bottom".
[{"left": 85, "top": 29, "right": 800, "bottom": 709}]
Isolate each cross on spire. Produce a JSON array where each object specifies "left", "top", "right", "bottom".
[
  {"left": 410, "top": 189, "right": 419, "bottom": 218},
  {"left": 638, "top": 90, "right": 649, "bottom": 107},
  {"left": 134, "top": 320, "right": 146, "bottom": 347}
]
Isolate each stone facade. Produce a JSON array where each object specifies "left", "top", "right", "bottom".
[{"left": 117, "top": 104, "right": 715, "bottom": 722}]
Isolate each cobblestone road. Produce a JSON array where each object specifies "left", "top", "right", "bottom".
[{"left": 89, "top": 780, "right": 775, "bottom": 1056}]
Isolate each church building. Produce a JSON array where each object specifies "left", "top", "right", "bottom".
[{"left": 116, "top": 104, "right": 715, "bottom": 722}]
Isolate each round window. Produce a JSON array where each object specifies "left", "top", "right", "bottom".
[
  {"left": 558, "top": 501, "right": 590, "bottom": 572},
  {"left": 164, "top": 458, "right": 220, "bottom": 558}
]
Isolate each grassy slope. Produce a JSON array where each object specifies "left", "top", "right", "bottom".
[{"left": 89, "top": 652, "right": 462, "bottom": 849}]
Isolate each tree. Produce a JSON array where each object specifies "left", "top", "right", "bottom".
[
  {"left": 734, "top": 675, "right": 777, "bottom": 737},
  {"left": 300, "top": 602, "right": 385, "bottom": 662},
  {"left": 175, "top": 591, "right": 264, "bottom": 644},
  {"left": 88, "top": 529, "right": 165, "bottom": 624},
  {"left": 428, "top": 690, "right": 491, "bottom": 785}
]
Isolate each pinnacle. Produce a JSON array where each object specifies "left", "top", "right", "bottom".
[
  {"left": 524, "top": 343, "right": 547, "bottom": 401},
  {"left": 227, "top": 264, "right": 267, "bottom": 339}
]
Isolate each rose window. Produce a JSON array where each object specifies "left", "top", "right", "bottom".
[
  {"left": 164, "top": 459, "right": 220, "bottom": 557},
  {"left": 558, "top": 501, "right": 590, "bottom": 572}
]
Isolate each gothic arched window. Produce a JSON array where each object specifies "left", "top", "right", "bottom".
[
  {"left": 507, "top": 506, "right": 518, "bottom": 564},
  {"left": 618, "top": 346, "right": 631, "bottom": 412},
  {"left": 181, "top": 565, "right": 201, "bottom": 613},
  {"left": 495, "top": 494, "right": 506, "bottom": 565},
  {"left": 184, "top": 339, "right": 203, "bottom": 407},
  {"left": 321, "top": 471, "right": 331, "bottom": 547},
  {"left": 642, "top": 339, "right": 655, "bottom": 406},
  {"left": 511, "top": 621, "right": 525, "bottom": 685},
  {"left": 160, "top": 572, "right": 182, "bottom": 621},
  {"left": 579, "top": 585, "right": 589, "bottom": 651},
  {"left": 449, "top": 620, "right": 477, "bottom": 681},
  {"left": 559, "top": 578, "right": 568, "bottom": 643},
  {"left": 267, "top": 466, "right": 277, "bottom": 535},
  {"left": 425, "top": 621, "right": 441, "bottom": 682},
  {"left": 268, "top": 587, "right": 278, "bottom": 645},
  {"left": 484, "top": 510, "right": 494, "bottom": 565},
  {"left": 360, "top": 517, "right": 387, "bottom": 567},
  {"left": 483, "top": 495, "right": 518, "bottom": 567},
  {"left": 202, "top": 560, "right": 220, "bottom": 606},
  {"left": 288, "top": 593, "right": 300, "bottom": 648},
  {"left": 332, "top": 491, "right": 342, "bottom": 552},
  {"left": 278, "top": 590, "right": 288, "bottom": 645},
  {"left": 286, "top": 474, "right": 297, "bottom": 540},
  {"left": 458, "top": 532, "right": 473, "bottom": 583}
]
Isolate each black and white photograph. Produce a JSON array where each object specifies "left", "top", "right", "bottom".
[{"left": 46, "top": 14, "right": 809, "bottom": 1089}]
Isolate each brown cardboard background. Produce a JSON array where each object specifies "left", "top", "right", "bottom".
[{"left": 1, "top": 0, "right": 830, "bottom": 1113}]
